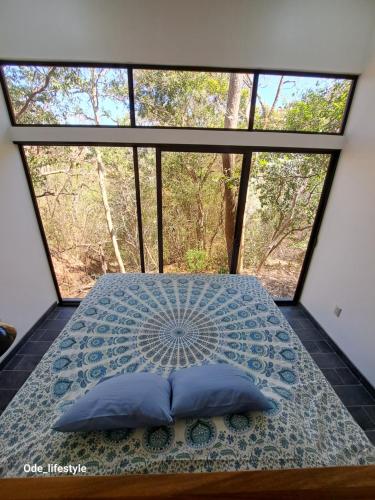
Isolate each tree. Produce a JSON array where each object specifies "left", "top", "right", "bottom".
[
  {"left": 245, "top": 152, "right": 329, "bottom": 274},
  {"left": 222, "top": 73, "right": 245, "bottom": 268},
  {"left": 285, "top": 80, "right": 351, "bottom": 132},
  {"left": 4, "top": 65, "right": 350, "bottom": 297},
  {"left": 77, "top": 68, "right": 126, "bottom": 273}
]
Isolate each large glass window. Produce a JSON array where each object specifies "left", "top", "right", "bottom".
[
  {"left": 1, "top": 62, "right": 347, "bottom": 302},
  {"left": 254, "top": 74, "right": 352, "bottom": 133},
  {"left": 24, "top": 146, "right": 139, "bottom": 297},
  {"left": 161, "top": 151, "right": 242, "bottom": 273},
  {"left": 240, "top": 152, "right": 330, "bottom": 298},
  {"left": 3, "top": 65, "right": 130, "bottom": 125},
  {"left": 22, "top": 145, "right": 333, "bottom": 300},
  {"left": 2, "top": 64, "right": 355, "bottom": 133},
  {"left": 134, "top": 70, "right": 253, "bottom": 128}
]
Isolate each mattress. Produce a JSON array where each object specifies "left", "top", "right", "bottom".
[{"left": 1, "top": 274, "right": 374, "bottom": 477}]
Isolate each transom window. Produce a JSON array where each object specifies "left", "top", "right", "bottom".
[{"left": 1, "top": 64, "right": 355, "bottom": 133}]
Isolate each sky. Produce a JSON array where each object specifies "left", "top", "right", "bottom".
[
  {"left": 258, "top": 74, "right": 339, "bottom": 107},
  {"left": 4, "top": 65, "right": 346, "bottom": 125}
]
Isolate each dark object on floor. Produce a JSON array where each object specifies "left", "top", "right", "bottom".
[{"left": 0, "top": 323, "right": 16, "bottom": 356}]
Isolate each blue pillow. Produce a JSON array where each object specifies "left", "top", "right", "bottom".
[
  {"left": 169, "top": 364, "right": 272, "bottom": 418},
  {"left": 53, "top": 372, "right": 172, "bottom": 432}
]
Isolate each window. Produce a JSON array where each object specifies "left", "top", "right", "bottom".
[
  {"left": 2, "top": 64, "right": 355, "bottom": 133},
  {"left": 2, "top": 65, "right": 130, "bottom": 125},
  {"left": 23, "top": 145, "right": 140, "bottom": 297},
  {"left": 240, "top": 152, "right": 331, "bottom": 299},
  {"left": 161, "top": 151, "right": 242, "bottom": 273},
  {"left": 254, "top": 74, "right": 352, "bottom": 133},
  {"left": 134, "top": 70, "right": 253, "bottom": 128},
  {"left": 1, "top": 62, "right": 349, "bottom": 303},
  {"left": 20, "top": 143, "right": 336, "bottom": 301}
]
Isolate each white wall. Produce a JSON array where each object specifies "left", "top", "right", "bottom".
[
  {"left": 0, "top": 90, "right": 57, "bottom": 362},
  {"left": 9, "top": 127, "right": 344, "bottom": 150},
  {"left": 0, "top": 0, "right": 375, "bottom": 370},
  {"left": 0, "top": 0, "right": 375, "bottom": 73},
  {"left": 301, "top": 30, "right": 375, "bottom": 387}
]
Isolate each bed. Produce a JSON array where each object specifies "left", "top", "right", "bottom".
[{"left": 0, "top": 274, "right": 374, "bottom": 477}]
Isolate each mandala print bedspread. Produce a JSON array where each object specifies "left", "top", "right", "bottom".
[{"left": 1, "top": 274, "right": 374, "bottom": 476}]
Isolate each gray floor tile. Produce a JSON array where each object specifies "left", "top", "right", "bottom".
[
  {"left": 333, "top": 385, "right": 375, "bottom": 406},
  {"left": 55, "top": 307, "right": 77, "bottom": 319},
  {"left": 18, "top": 341, "right": 52, "bottom": 355},
  {"left": 37, "top": 329, "right": 63, "bottom": 341},
  {"left": 0, "top": 370, "right": 31, "bottom": 389},
  {"left": 0, "top": 389, "right": 18, "bottom": 411},
  {"left": 28, "top": 329, "right": 48, "bottom": 341},
  {"left": 3, "top": 354, "right": 23, "bottom": 369},
  {"left": 40, "top": 318, "right": 69, "bottom": 331},
  {"left": 365, "top": 430, "right": 375, "bottom": 445},
  {"left": 293, "top": 328, "right": 323, "bottom": 342},
  {"left": 280, "top": 307, "right": 305, "bottom": 319},
  {"left": 287, "top": 318, "right": 303, "bottom": 329},
  {"left": 321, "top": 369, "right": 343, "bottom": 386},
  {"left": 46, "top": 309, "right": 61, "bottom": 320},
  {"left": 316, "top": 340, "right": 334, "bottom": 353},
  {"left": 363, "top": 406, "right": 375, "bottom": 424},
  {"left": 11, "top": 355, "right": 43, "bottom": 371},
  {"left": 347, "top": 406, "right": 375, "bottom": 430},
  {"left": 296, "top": 318, "right": 318, "bottom": 330},
  {"left": 336, "top": 367, "right": 360, "bottom": 385},
  {"left": 300, "top": 340, "right": 320, "bottom": 353},
  {"left": 311, "top": 352, "right": 346, "bottom": 369}
]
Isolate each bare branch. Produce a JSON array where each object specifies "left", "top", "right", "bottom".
[{"left": 15, "top": 67, "right": 57, "bottom": 120}]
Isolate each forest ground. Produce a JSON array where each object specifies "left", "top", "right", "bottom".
[{"left": 53, "top": 254, "right": 300, "bottom": 299}]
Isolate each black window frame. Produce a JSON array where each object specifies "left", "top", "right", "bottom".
[
  {"left": 0, "top": 60, "right": 357, "bottom": 135},
  {"left": 15, "top": 141, "right": 340, "bottom": 306}
]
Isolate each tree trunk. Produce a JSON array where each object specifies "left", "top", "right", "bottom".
[
  {"left": 95, "top": 148, "right": 125, "bottom": 273},
  {"left": 196, "top": 192, "right": 205, "bottom": 250},
  {"left": 237, "top": 211, "right": 246, "bottom": 272},
  {"left": 222, "top": 73, "right": 244, "bottom": 269},
  {"left": 87, "top": 68, "right": 126, "bottom": 273},
  {"left": 99, "top": 244, "right": 108, "bottom": 274}
]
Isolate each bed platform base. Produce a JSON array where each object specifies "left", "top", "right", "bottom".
[{"left": 2, "top": 466, "right": 375, "bottom": 500}]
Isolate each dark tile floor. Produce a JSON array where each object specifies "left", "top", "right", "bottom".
[
  {"left": 1, "top": 304, "right": 375, "bottom": 445},
  {"left": 281, "top": 306, "right": 375, "bottom": 445}
]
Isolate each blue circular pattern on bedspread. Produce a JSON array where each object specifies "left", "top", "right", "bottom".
[
  {"left": 52, "top": 274, "right": 299, "bottom": 398},
  {"left": 138, "top": 307, "right": 221, "bottom": 367}
]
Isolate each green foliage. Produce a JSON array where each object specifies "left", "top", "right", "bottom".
[
  {"left": 185, "top": 249, "right": 208, "bottom": 273},
  {"left": 8, "top": 66, "right": 349, "bottom": 297},
  {"left": 254, "top": 77, "right": 350, "bottom": 133},
  {"left": 243, "top": 152, "right": 329, "bottom": 271},
  {"left": 135, "top": 70, "right": 250, "bottom": 128},
  {"left": 4, "top": 65, "right": 130, "bottom": 125},
  {"left": 285, "top": 80, "right": 351, "bottom": 133},
  {"left": 217, "top": 266, "right": 228, "bottom": 274}
]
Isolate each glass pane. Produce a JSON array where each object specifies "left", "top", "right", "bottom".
[
  {"left": 241, "top": 152, "right": 330, "bottom": 299},
  {"left": 162, "top": 151, "right": 242, "bottom": 273},
  {"left": 138, "top": 148, "right": 158, "bottom": 272},
  {"left": 134, "top": 70, "right": 253, "bottom": 128},
  {"left": 3, "top": 65, "right": 130, "bottom": 125},
  {"left": 254, "top": 74, "right": 352, "bottom": 133},
  {"left": 24, "top": 146, "right": 140, "bottom": 298}
]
